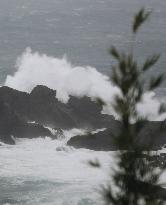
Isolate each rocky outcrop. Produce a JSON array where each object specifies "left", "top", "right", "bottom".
[
  {"left": 28, "top": 85, "right": 115, "bottom": 129},
  {"left": 0, "top": 85, "right": 115, "bottom": 129},
  {"left": 0, "top": 85, "right": 115, "bottom": 144},
  {"left": 67, "top": 121, "right": 166, "bottom": 151},
  {"left": 0, "top": 85, "right": 166, "bottom": 149},
  {"left": 0, "top": 99, "right": 55, "bottom": 144},
  {"left": 67, "top": 126, "right": 120, "bottom": 151}
]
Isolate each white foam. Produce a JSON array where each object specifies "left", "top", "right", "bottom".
[
  {"left": 0, "top": 129, "right": 113, "bottom": 181},
  {"left": 4, "top": 48, "right": 166, "bottom": 121},
  {"left": 5, "top": 48, "right": 119, "bottom": 105},
  {"left": 0, "top": 132, "right": 113, "bottom": 204},
  {"left": 0, "top": 133, "right": 165, "bottom": 203}
]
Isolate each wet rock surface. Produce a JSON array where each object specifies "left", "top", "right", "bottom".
[
  {"left": 68, "top": 121, "right": 166, "bottom": 151},
  {"left": 0, "top": 85, "right": 115, "bottom": 144},
  {"left": 0, "top": 85, "right": 166, "bottom": 153}
]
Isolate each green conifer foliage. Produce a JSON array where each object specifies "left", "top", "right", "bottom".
[{"left": 91, "top": 9, "right": 166, "bottom": 205}]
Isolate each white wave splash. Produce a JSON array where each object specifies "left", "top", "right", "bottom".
[
  {"left": 5, "top": 48, "right": 119, "bottom": 104},
  {"left": 0, "top": 130, "right": 114, "bottom": 205},
  {"left": 4, "top": 48, "right": 166, "bottom": 121}
]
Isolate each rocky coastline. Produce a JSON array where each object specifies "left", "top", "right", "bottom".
[
  {"left": 0, "top": 85, "right": 115, "bottom": 144},
  {"left": 0, "top": 85, "right": 166, "bottom": 150}
]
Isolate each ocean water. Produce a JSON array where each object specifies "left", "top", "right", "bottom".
[
  {"left": 0, "top": 130, "right": 114, "bottom": 205},
  {"left": 0, "top": 0, "right": 166, "bottom": 204},
  {"left": 0, "top": 0, "right": 166, "bottom": 92},
  {"left": 0, "top": 130, "right": 166, "bottom": 205}
]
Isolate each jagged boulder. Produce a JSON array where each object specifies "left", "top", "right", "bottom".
[
  {"left": 0, "top": 85, "right": 115, "bottom": 144},
  {"left": 0, "top": 100, "right": 54, "bottom": 144},
  {"left": 67, "top": 128, "right": 120, "bottom": 151},
  {"left": 28, "top": 85, "right": 115, "bottom": 129},
  {"left": 67, "top": 121, "right": 166, "bottom": 151},
  {"left": 0, "top": 85, "right": 115, "bottom": 129},
  {"left": 1, "top": 85, "right": 166, "bottom": 148}
]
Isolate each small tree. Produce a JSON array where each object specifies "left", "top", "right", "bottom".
[{"left": 92, "top": 8, "right": 166, "bottom": 205}]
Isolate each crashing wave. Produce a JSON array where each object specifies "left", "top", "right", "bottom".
[{"left": 4, "top": 48, "right": 166, "bottom": 121}]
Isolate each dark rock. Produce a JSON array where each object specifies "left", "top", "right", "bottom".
[
  {"left": 0, "top": 85, "right": 115, "bottom": 129},
  {"left": 0, "top": 85, "right": 166, "bottom": 149},
  {"left": 0, "top": 135, "right": 15, "bottom": 145},
  {"left": 12, "top": 122, "right": 54, "bottom": 139},
  {"left": 0, "top": 85, "right": 115, "bottom": 144},
  {"left": 0, "top": 95, "right": 54, "bottom": 144},
  {"left": 67, "top": 121, "right": 166, "bottom": 151},
  {"left": 28, "top": 85, "right": 116, "bottom": 129},
  {"left": 68, "top": 125, "right": 121, "bottom": 151},
  {"left": 135, "top": 121, "right": 166, "bottom": 150},
  {"left": 130, "top": 179, "right": 166, "bottom": 200},
  {"left": 28, "top": 85, "right": 76, "bottom": 129}
]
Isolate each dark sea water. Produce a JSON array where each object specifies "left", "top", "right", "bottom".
[
  {"left": 0, "top": 0, "right": 166, "bottom": 93},
  {"left": 0, "top": 1, "right": 166, "bottom": 204}
]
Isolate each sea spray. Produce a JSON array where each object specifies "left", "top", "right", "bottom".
[
  {"left": 5, "top": 48, "right": 118, "bottom": 104},
  {"left": 0, "top": 129, "right": 114, "bottom": 205},
  {"left": 4, "top": 48, "right": 166, "bottom": 121}
]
